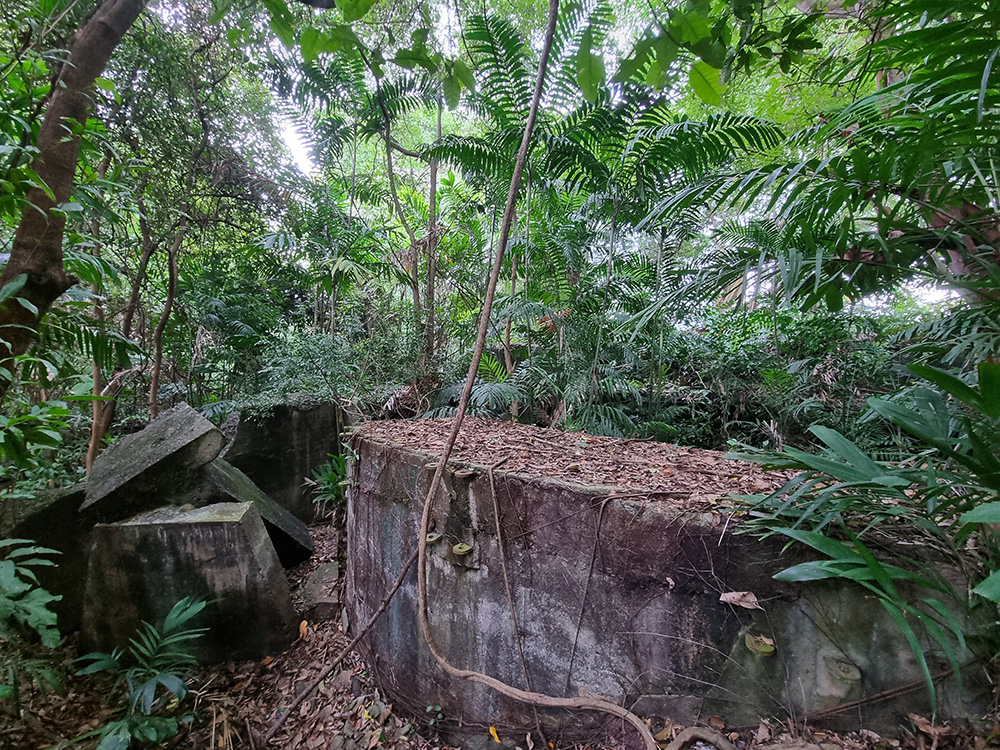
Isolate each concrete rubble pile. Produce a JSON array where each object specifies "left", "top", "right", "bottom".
[{"left": 5, "top": 401, "right": 340, "bottom": 662}]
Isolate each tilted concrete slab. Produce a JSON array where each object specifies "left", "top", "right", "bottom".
[
  {"left": 198, "top": 458, "right": 314, "bottom": 566},
  {"left": 81, "top": 403, "right": 225, "bottom": 519},
  {"left": 82, "top": 502, "right": 297, "bottom": 662}
]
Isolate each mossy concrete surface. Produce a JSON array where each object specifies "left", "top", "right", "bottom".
[
  {"left": 346, "top": 435, "right": 985, "bottom": 740},
  {"left": 198, "top": 458, "right": 314, "bottom": 565},
  {"left": 82, "top": 502, "right": 297, "bottom": 662},
  {"left": 81, "top": 403, "right": 225, "bottom": 520}
]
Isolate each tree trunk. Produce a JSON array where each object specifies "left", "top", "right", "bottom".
[
  {"left": 85, "top": 157, "right": 110, "bottom": 474},
  {"left": 0, "top": 0, "right": 147, "bottom": 400},
  {"left": 423, "top": 103, "right": 442, "bottom": 369},
  {"left": 383, "top": 131, "right": 421, "bottom": 329},
  {"left": 149, "top": 222, "right": 183, "bottom": 419}
]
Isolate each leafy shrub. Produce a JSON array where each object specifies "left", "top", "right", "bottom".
[
  {"left": 735, "top": 361, "right": 1000, "bottom": 709},
  {"left": 0, "top": 539, "right": 62, "bottom": 709},
  {"left": 0, "top": 538, "right": 61, "bottom": 647},
  {"left": 307, "top": 452, "right": 352, "bottom": 516},
  {"left": 76, "top": 597, "right": 207, "bottom": 750}
]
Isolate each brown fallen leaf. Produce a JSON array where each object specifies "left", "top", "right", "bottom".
[
  {"left": 720, "top": 591, "right": 763, "bottom": 610},
  {"left": 655, "top": 722, "right": 676, "bottom": 742},
  {"left": 755, "top": 721, "right": 771, "bottom": 745},
  {"left": 708, "top": 715, "right": 726, "bottom": 730}
]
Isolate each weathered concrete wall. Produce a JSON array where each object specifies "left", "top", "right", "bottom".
[
  {"left": 3, "top": 483, "right": 92, "bottom": 631},
  {"left": 346, "top": 435, "right": 980, "bottom": 740},
  {"left": 83, "top": 503, "right": 297, "bottom": 662},
  {"left": 222, "top": 401, "right": 344, "bottom": 522}
]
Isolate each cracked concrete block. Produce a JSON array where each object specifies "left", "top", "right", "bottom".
[
  {"left": 82, "top": 502, "right": 297, "bottom": 662},
  {"left": 221, "top": 401, "right": 344, "bottom": 521},
  {"left": 82, "top": 403, "right": 225, "bottom": 520},
  {"left": 198, "top": 458, "right": 314, "bottom": 566}
]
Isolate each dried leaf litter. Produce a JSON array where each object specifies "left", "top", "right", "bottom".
[{"left": 356, "top": 418, "right": 787, "bottom": 509}]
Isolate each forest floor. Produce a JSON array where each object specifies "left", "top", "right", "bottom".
[{"left": 0, "top": 523, "right": 451, "bottom": 750}]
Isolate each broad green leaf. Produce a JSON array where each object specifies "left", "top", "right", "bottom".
[
  {"left": 443, "top": 72, "right": 461, "bottom": 109},
  {"left": 453, "top": 59, "right": 475, "bottom": 90},
  {"left": 0, "top": 274, "right": 27, "bottom": 303},
  {"left": 335, "top": 0, "right": 376, "bottom": 23},
  {"left": 394, "top": 49, "right": 437, "bottom": 72},
  {"left": 300, "top": 26, "right": 320, "bottom": 62},
  {"left": 691, "top": 38, "right": 727, "bottom": 69},
  {"left": 576, "top": 26, "right": 605, "bottom": 104},
  {"left": 976, "top": 362, "right": 1000, "bottom": 418},
  {"left": 670, "top": 10, "right": 712, "bottom": 45},
  {"left": 973, "top": 569, "right": 1000, "bottom": 602},
  {"left": 268, "top": 16, "right": 295, "bottom": 49},
  {"left": 809, "top": 426, "right": 884, "bottom": 478},
  {"left": 961, "top": 502, "right": 1000, "bottom": 524},
  {"left": 909, "top": 364, "right": 988, "bottom": 416},
  {"left": 774, "top": 528, "right": 861, "bottom": 561},
  {"left": 689, "top": 61, "right": 726, "bottom": 106},
  {"left": 318, "top": 25, "right": 362, "bottom": 54},
  {"left": 773, "top": 560, "right": 843, "bottom": 582},
  {"left": 615, "top": 37, "right": 655, "bottom": 83},
  {"left": 732, "top": 0, "right": 756, "bottom": 22}
]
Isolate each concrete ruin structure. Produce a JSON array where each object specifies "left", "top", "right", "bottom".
[
  {"left": 83, "top": 503, "right": 298, "bottom": 661},
  {"left": 3, "top": 401, "right": 341, "bottom": 659},
  {"left": 346, "top": 420, "right": 983, "bottom": 740}
]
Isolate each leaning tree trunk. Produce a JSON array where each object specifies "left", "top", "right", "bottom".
[
  {"left": 149, "top": 220, "right": 184, "bottom": 419},
  {"left": 0, "top": 0, "right": 147, "bottom": 401}
]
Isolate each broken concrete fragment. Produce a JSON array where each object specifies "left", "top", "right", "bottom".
[
  {"left": 3, "top": 483, "right": 92, "bottom": 631},
  {"left": 199, "top": 458, "right": 314, "bottom": 566},
  {"left": 82, "top": 502, "right": 297, "bottom": 662},
  {"left": 302, "top": 562, "right": 340, "bottom": 621},
  {"left": 82, "top": 403, "right": 225, "bottom": 519},
  {"left": 221, "top": 401, "right": 344, "bottom": 521}
]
